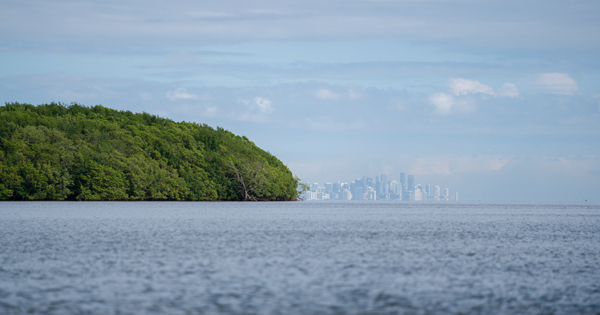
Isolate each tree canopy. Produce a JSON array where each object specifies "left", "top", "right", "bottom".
[{"left": 0, "top": 102, "right": 299, "bottom": 201}]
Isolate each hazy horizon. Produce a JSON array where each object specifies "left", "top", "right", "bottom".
[{"left": 1, "top": 0, "right": 599, "bottom": 201}]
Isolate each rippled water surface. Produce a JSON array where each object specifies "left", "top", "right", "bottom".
[{"left": 1, "top": 202, "right": 599, "bottom": 314}]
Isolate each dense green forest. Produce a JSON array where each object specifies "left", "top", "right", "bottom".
[{"left": 0, "top": 102, "right": 300, "bottom": 201}]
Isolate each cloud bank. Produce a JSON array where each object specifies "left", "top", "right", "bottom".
[
  {"left": 428, "top": 78, "right": 520, "bottom": 115},
  {"left": 536, "top": 73, "right": 579, "bottom": 95},
  {"left": 449, "top": 78, "right": 494, "bottom": 96},
  {"left": 315, "top": 89, "right": 341, "bottom": 101},
  {"left": 167, "top": 87, "right": 198, "bottom": 101},
  {"left": 237, "top": 97, "right": 273, "bottom": 123}
]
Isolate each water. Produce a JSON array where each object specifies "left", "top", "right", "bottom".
[{"left": 0, "top": 202, "right": 599, "bottom": 314}]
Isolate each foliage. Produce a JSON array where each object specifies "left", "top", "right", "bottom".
[
  {"left": 226, "top": 156, "right": 269, "bottom": 201},
  {"left": 0, "top": 102, "right": 299, "bottom": 201},
  {"left": 296, "top": 178, "right": 310, "bottom": 201}
]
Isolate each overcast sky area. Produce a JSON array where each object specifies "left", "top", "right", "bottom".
[{"left": 1, "top": 0, "right": 599, "bottom": 201}]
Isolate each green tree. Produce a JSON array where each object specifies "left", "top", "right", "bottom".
[{"left": 0, "top": 102, "right": 298, "bottom": 201}]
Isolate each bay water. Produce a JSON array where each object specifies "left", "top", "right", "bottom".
[{"left": 0, "top": 202, "right": 599, "bottom": 314}]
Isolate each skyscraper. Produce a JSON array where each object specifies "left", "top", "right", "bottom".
[
  {"left": 414, "top": 189, "right": 422, "bottom": 201},
  {"left": 376, "top": 174, "right": 387, "bottom": 195},
  {"left": 434, "top": 186, "right": 440, "bottom": 201},
  {"left": 352, "top": 186, "right": 364, "bottom": 200},
  {"left": 325, "top": 182, "right": 333, "bottom": 194},
  {"left": 365, "top": 177, "right": 373, "bottom": 189},
  {"left": 333, "top": 181, "right": 341, "bottom": 194},
  {"left": 389, "top": 180, "right": 399, "bottom": 195},
  {"left": 426, "top": 184, "right": 431, "bottom": 198},
  {"left": 400, "top": 173, "right": 406, "bottom": 192},
  {"left": 340, "top": 188, "right": 352, "bottom": 201},
  {"left": 407, "top": 175, "right": 414, "bottom": 192}
]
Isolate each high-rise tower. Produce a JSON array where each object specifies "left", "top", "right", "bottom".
[
  {"left": 407, "top": 175, "right": 414, "bottom": 192},
  {"left": 400, "top": 173, "right": 406, "bottom": 192}
]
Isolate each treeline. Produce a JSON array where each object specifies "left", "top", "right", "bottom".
[{"left": 0, "top": 102, "right": 299, "bottom": 201}]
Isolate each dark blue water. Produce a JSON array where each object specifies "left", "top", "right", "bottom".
[{"left": 1, "top": 202, "right": 599, "bottom": 314}]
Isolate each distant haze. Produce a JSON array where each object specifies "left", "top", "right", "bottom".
[{"left": 1, "top": 0, "right": 599, "bottom": 201}]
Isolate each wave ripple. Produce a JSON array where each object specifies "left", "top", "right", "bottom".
[{"left": 1, "top": 202, "right": 599, "bottom": 314}]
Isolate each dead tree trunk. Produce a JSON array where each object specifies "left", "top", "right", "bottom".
[{"left": 226, "top": 158, "right": 268, "bottom": 201}]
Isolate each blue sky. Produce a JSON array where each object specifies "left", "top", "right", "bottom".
[{"left": 1, "top": 0, "right": 599, "bottom": 201}]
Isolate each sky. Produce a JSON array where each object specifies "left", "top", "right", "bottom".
[{"left": 1, "top": 0, "right": 599, "bottom": 201}]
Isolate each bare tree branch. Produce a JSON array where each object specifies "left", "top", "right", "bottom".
[{"left": 226, "top": 157, "right": 269, "bottom": 201}]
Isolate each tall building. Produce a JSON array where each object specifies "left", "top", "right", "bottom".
[
  {"left": 444, "top": 188, "right": 449, "bottom": 200},
  {"left": 365, "top": 187, "right": 376, "bottom": 200},
  {"left": 389, "top": 180, "right": 399, "bottom": 195},
  {"left": 325, "top": 182, "right": 333, "bottom": 194},
  {"left": 366, "top": 177, "right": 373, "bottom": 189},
  {"left": 414, "top": 189, "right": 422, "bottom": 201},
  {"left": 407, "top": 175, "right": 414, "bottom": 192},
  {"left": 426, "top": 184, "right": 431, "bottom": 198},
  {"left": 434, "top": 185, "right": 440, "bottom": 201},
  {"left": 400, "top": 173, "right": 406, "bottom": 192},
  {"left": 455, "top": 192, "right": 458, "bottom": 201},
  {"left": 303, "top": 191, "right": 317, "bottom": 200},
  {"left": 375, "top": 174, "right": 387, "bottom": 195},
  {"left": 355, "top": 178, "right": 363, "bottom": 188},
  {"left": 340, "top": 188, "right": 352, "bottom": 201},
  {"left": 352, "top": 187, "right": 364, "bottom": 200},
  {"left": 333, "top": 181, "right": 341, "bottom": 194},
  {"left": 402, "top": 190, "right": 415, "bottom": 201}
]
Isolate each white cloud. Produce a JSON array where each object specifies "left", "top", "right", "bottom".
[
  {"left": 536, "top": 73, "right": 578, "bottom": 94},
  {"left": 315, "top": 89, "right": 341, "bottom": 101},
  {"left": 449, "top": 78, "right": 495, "bottom": 96},
  {"left": 430, "top": 80, "right": 517, "bottom": 115},
  {"left": 254, "top": 97, "right": 273, "bottom": 113},
  {"left": 496, "top": 83, "right": 519, "bottom": 98},
  {"left": 428, "top": 92, "right": 454, "bottom": 115},
  {"left": 166, "top": 87, "right": 198, "bottom": 101},
  {"left": 314, "top": 88, "right": 362, "bottom": 101},
  {"left": 237, "top": 97, "right": 273, "bottom": 123}
]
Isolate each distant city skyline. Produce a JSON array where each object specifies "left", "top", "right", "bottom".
[{"left": 302, "top": 173, "right": 457, "bottom": 202}]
